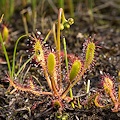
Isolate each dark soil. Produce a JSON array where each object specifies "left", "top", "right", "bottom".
[{"left": 0, "top": 0, "right": 120, "bottom": 120}]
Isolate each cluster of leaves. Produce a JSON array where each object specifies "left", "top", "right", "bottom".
[{"left": 0, "top": 8, "right": 120, "bottom": 119}]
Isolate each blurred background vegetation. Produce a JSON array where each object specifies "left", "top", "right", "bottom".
[{"left": 0, "top": 0, "right": 120, "bottom": 35}]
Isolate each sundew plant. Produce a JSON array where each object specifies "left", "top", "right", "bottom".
[{"left": 0, "top": 8, "right": 119, "bottom": 119}]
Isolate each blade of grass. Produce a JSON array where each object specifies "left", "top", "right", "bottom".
[
  {"left": 16, "top": 55, "right": 34, "bottom": 77},
  {"left": 9, "top": 0, "right": 14, "bottom": 19},
  {"left": 11, "top": 34, "right": 27, "bottom": 78},
  {"left": 63, "top": 37, "right": 68, "bottom": 71},
  {"left": 0, "top": 33, "right": 11, "bottom": 77},
  {"left": 58, "top": 0, "right": 64, "bottom": 9},
  {"left": 21, "top": 11, "right": 29, "bottom": 35},
  {"left": 63, "top": 37, "right": 75, "bottom": 108},
  {"left": 52, "top": 23, "right": 57, "bottom": 48},
  {"left": 42, "top": 30, "right": 52, "bottom": 45},
  {"left": 31, "top": 0, "right": 37, "bottom": 31},
  {"left": 67, "top": 0, "right": 74, "bottom": 17}
]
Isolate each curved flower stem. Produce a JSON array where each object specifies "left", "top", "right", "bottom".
[
  {"left": 57, "top": 8, "right": 63, "bottom": 90},
  {"left": 57, "top": 8, "right": 67, "bottom": 90},
  {"left": 52, "top": 23, "right": 57, "bottom": 48}
]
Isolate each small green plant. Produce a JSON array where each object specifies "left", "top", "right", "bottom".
[
  {"left": 1, "top": 8, "right": 118, "bottom": 118},
  {"left": 94, "top": 74, "right": 120, "bottom": 112},
  {"left": 0, "top": 15, "right": 30, "bottom": 80},
  {"left": 0, "top": 33, "right": 29, "bottom": 79},
  {"left": 1, "top": 8, "right": 96, "bottom": 114}
]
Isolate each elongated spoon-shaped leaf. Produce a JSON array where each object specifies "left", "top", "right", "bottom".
[
  {"left": 70, "top": 60, "right": 82, "bottom": 81},
  {"left": 47, "top": 53, "right": 56, "bottom": 76},
  {"left": 85, "top": 42, "right": 95, "bottom": 69}
]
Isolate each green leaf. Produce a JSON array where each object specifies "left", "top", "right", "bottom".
[
  {"left": 85, "top": 42, "right": 95, "bottom": 69},
  {"left": 47, "top": 53, "right": 56, "bottom": 76},
  {"left": 69, "top": 60, "right": 82, "bottom": 81}
]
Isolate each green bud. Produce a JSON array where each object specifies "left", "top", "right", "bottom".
[
  {"left": 64, "top": 22, "right": 70, "bottom": 29},
  {"left": 68, "top": 18, "right": 74, "bottom": 25},
  {"left": 60, "top": 24, "right": 64, "bottom": 30},
  {"left": 2, "top": 25, "right": 9, "bottom": 42}
]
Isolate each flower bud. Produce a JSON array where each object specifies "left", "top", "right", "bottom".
[
  {"left": 64, "top": 22, "right": 70, "bottom": 29},
  {"left": 60, "top": 24, "right": 64, "bottom": 30},
  {"left": 68, "top": 18, "right": 74, "bottom": 25},
  {"left": 2, "top": 25, "right": 9, "bottom": 42}
]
